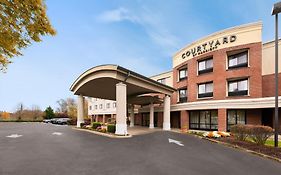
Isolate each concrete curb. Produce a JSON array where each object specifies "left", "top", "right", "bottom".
[
  {"left": 187, "top": 133, "right": 281, "bottom": 163},
  {"left": 72, "top": 127, "right": 132, "bottom": 139}
]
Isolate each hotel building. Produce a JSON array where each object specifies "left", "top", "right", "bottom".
[{"left": 73, "top": 21, "right": 281, "bottom": 134}]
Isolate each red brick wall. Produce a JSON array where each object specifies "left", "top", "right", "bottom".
[
  {"left": 172, "top": 42, "right": 262, "bottom": 104},
  {"left": 218, "top": 108, "right": 227, "bottom": 131},
  {"left": 262, "top": 73, "right": 281, "bottom": 97},
  {"left": 157, "top": 112, "right": 163, "bottom": 127},
  {"left": 180, "top": 110, "right": 189, "bottom": 131},
  {"left": 247, "top": 109, "right": 262, "bottom": 125}
]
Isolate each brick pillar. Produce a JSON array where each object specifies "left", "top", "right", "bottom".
[
  {"left": 218, "top": 108, "right": 227, "bottom": 131},
  {"left": 180, "top": 110, "right": 189, "bottom": 132}
]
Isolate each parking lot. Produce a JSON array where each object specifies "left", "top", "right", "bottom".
[{"left": 0, "top": 122, "right": 281, "bottom": 175}]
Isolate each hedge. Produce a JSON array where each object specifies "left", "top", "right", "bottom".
[
  {"left": 230, "top": 124, "right": 273, "bottom": 145},
  {"left": 92, "top": 122, "right": 102, "bottom": 130},
  {"left": 107, "top": 124, "right": 116, "bottom": 133}
]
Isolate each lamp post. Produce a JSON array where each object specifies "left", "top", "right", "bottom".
[{"left": 272, "top": 2, "right": 281, "bottom": 147}]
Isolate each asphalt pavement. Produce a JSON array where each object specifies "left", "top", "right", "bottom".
[{"left": 0, "top": 122, "right": 281, "bottom": 175}]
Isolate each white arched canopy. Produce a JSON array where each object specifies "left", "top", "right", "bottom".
[{"left": 70, "top": 65, "right": 176, "bottom": 135}]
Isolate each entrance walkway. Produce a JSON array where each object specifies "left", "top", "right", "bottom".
[
  {"left": 127, "top": 126, "right": 181, "bottom": 136},
  {"left": 128, "top": 126, "right": 161, "bottom": 136}
]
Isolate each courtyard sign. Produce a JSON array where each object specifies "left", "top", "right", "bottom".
[{"left": 181, "top": 35, "right": 237, "bottom": 59}]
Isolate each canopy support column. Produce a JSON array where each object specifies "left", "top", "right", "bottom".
[
  {"left": 163, "top": 95, "right": 171, "bottom": 130},
  {"left": 130, "top": 105, "right": 134, "bottom": 127},
  {"left": 149, "top": 103, "right": 154, "bottom": 129},
  {"left": 115, "top": 82, "right": 128, "bottom": 135},
  {"left": 77, "top": 95, "right": 85, "bottom": 127}
]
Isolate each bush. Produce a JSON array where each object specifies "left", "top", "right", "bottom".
[
  {"left": 92, "top": 122, "right": 102, "bottom": 130},
  {"left": 84, "top": 118, "right": 91, "bottom": 125},
  {"left": 248, "top": 125, "right": 273, "bottom": 145},
  {"left": 107, "top": 124, "right": 116, "bottom": 133},
  {"left": 67, "top": 118, "right": 77, "bottom": 125},
  {"left": 230, "top": 124, "right": 274, "bottom": 145},
  {"left": 230, "top": 124, "right": 249, "bottom": 141}
]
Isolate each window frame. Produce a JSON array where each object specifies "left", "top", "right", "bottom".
[
  {"left": 198, "top": 82, "right": 213, "bottom": 98},
  {"left": 189, "top": 110, "right": 218, "bottom": 130},
  {"left": 99, "top": 104, "right": 103, "bottom": 109},
  {"left": 198, "top": 57, "right": 213, "bottom": 75},
  {"left": 227, "top": 109, "right": 247, "bottom": 131},
  {"left": 178, "top": 88, "right": 187, "bottom": 103},
  {"left": 227, "top": 78, "right": 248, "bottom": 96},
  {"left": 227, "top": 51, "right": 248, "bottom": 69},
  {"left": 178, "top": 68, "right": 187, "bottom": 81}
]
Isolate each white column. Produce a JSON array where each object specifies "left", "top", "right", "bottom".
[
  {"left": 77, "top": 95, "right": 85, "bottom": 127},
  {"left": 115, "top": 82, "right": 128, "bottom": 135},
  {"left": 130, "top": 105, "right": 134, "bottom": 127},
  {"left": 163, "top": 95, "right": 171, "bottom": 130},
  {"left": 149, "top": 103, "right": 154, "bottom": 129}
]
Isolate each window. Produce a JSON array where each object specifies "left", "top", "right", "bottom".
[
  {"left": 113, "top": 102, "right": 116, "bottom": 108},
  {"left": 89, "top": 106, "right": 92, "bottom": 110},
  {"left": 189, "top": 110, "right": 218, "bottom": 130},
  {"left": 106, "top": 103, "right": 110, "bottom": 109},
  {"left": 179, "top": 68, "right": 187, "bottom": 81},
  {"left": 157, "top": 78, "right": 166, "bottom": 84},
  {"left": 95, "top": 105, "right": 98, "bottom": 110},
  {"left": 228, "top": 79, "right": 248, "bottom": 96},
  {"left": 99, "top": 104, "right": 103, "bottom": 109},
  {"left": 198, "top": 82, "right": 213, "bottom": 98},
  {"left": 228, "top": 51, "right": 248, "bottom": 69},
  {"left": 227, "top": 109, "right": 246, "bottom": 131},
  {"left": 198, "top": 58, "right": 213, "bottom": 75},
  {"left": 178, "top": 88, "right": 187, "bottom": 103}
]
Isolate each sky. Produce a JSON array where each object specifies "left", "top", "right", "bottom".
[{"left": 0, "top": 0, "right": 279, "bottom": 112}]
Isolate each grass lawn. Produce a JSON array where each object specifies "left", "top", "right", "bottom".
[
  {"left": 245, "top": 138, "right": 281, "bottom": 147},
  {"left": 265, "top": 140, "right": 281, "bottom": 147}
]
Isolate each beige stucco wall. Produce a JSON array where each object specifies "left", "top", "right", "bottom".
[
  {"left": 150, "top": 71, "right": 173, "bottom": 87},
  {"left": 262, "top": 40, "right": 281, "bottom": 75},
  {"left": 173, "top": 22, "right": 262, "bottom": 68}
]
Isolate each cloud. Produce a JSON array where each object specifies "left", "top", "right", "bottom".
[
  {"left": 97, "top": 7, "right": 180, "bottom": 56},
  {"left": 97, "top": 7, "right": 138, "bottom": 23}
]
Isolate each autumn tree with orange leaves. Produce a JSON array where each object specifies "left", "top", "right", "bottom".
[{"left": 0, "top": 0, "right": 56, "bottom": 72}]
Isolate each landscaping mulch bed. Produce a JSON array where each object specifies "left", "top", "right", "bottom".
[{"left": 217, "top": 136, "right": 281, "bottom": 159}]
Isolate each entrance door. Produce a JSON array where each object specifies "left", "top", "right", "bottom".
[
  {"left": 262, "top": 109, "right": 273, "bottom": 127},
  {"left": 141, "top": 113, "right": 149, "bottom": 127},
  {"left": 154, "top": 112, "right": 158, "bottom": 127}
]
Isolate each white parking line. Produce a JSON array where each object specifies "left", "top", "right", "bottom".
[
  {"left": 6, "top": 134, "right": 23, "bottom": 138},
  {"left": 52, "top": 132, "right": 63, "bottom": 136},
  {"left": 168, "top": 138, "right": 184, "bottom": 146}
]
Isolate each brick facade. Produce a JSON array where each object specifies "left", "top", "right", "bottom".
[
  {"left": 218, "top": 109, "right": 227, "bottom": 131},
  {"left": 180, "top": 110, "right": 189, "bottom": 132},
  {"left": 172, "top": 42, "right": 262, "bottom": 104},
  {"left": 262, "top": 73, "right": 281, "bottom": 97}
]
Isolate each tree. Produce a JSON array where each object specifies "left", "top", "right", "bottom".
[
  {"left": 56, "top": 98, "right": 77, "bottom": 119},
  {"left": 0, "top": 0, "right": 56, "bottom": 72},
  {"left": 31, "top": 105, "right": 42, "bottom": 120},
  {"left": 56, "top": 99, "right": 68, "bottom": 114},
  {"left": 44, "top": 106, "right": 55, "bottom": 119}
]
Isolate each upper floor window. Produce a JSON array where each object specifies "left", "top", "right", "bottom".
[
  {"left": 113, "top": 102, "right": 116, "bottom": 108},
  {"left": 198, "top": 58, "right": 213, "bottom": 75},
  {"left": 179, "top": 68, "right": 187, "bottom": 81},
  {"left": 106, "top": 103, "right": 110, "bottom": 109},
  {"left": 157, "top": 78, "right": 166, "bottom": 84},
  {"left": 198, "top": 82, "right": 213, "bottom": 98},
  {"left": 89, "top": 106, "right": 92, "bottom": 110},
  {"left": 228, "top": 79, "right": 248, "bottom": 96},
  {"left": 228, "top": 51, "right": 248, "bottom": 69},
  {"left": 99, "top": 104, "right": 103, "bottom": 109},
  {"left": 178, "top": 88, "right": 187, "bottom": 103},
  {"left": 95, "top": 105, "right": 98, "bottom": 110}
]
